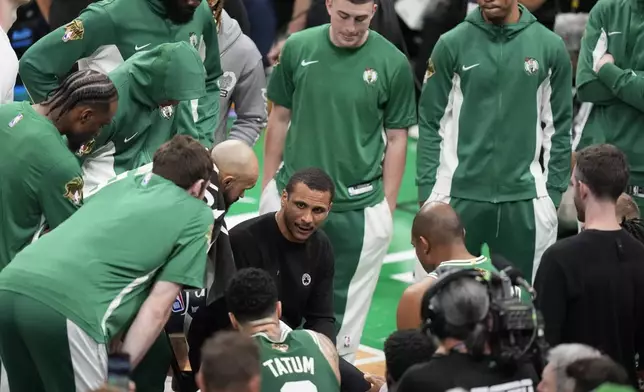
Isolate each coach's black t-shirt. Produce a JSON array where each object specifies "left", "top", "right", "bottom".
[
  {"left": 535, "top": 229, "right": 644, "bottom": 386},
  {"left": 230, "top": 212, "right": 336, "bottom": 341},
  {"left": 396, "top": 352, "right": 537, "bottom": 392}
]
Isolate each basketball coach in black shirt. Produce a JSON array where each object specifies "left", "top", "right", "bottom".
[
  {"left": 187, "top": 167, "right": 336, "bottom": 367},
  {"left": 535, "top": 144, "right": 644, "bottom": 387}
]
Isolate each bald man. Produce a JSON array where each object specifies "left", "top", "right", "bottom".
[{"left": 397, "top": 202, "right": 511, "bottom": 330}]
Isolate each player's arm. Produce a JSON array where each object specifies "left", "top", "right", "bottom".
[
  {"left": 543, "top": 40, "right": 573, "bottom": 208},
  {"left": 195, "top": 5, "right": 224, "bottom": 148},
  {"left": 534, "top": 249, "right": 567, "bottom": 346},
  {"left": 121, "top": 280, "right": 181, "bottom": 367},
  {"left": 229, "top": 55, "right": 267, "bottom": 146},
  {"left": 263, "top": 38, "right": 296, "bottom": 190},
  {"left": 595, "top": 62, "right": 644, "bottom": 112},
  {"left": 38, "top": 158, "right": 85, "bottom": 229},
  {"left": 302, "top": 238, "right": 336, "bottom": 343},
  {"left": 383, "top": 57, "right": 416, "bottom": 214},
  {"left": 18, "top": 4, "right": 117, "bottom": 103},
  {"left": 396, "top": 277, "right": 436, "bottom": 330},
  {"left": 122, "top": 207, "right": 213, "bottom": 367},
  {"left": 416, "top": 38, "right": 454, "bottom": 204},
  {"left": 575, "top": 2, "right": 619, "bottom": 105},
  {"left": 312, "top": 331, "right": 341, "bottom": 384}
]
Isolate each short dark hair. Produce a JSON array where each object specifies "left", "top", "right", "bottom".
[
  {"left": 285, "top": 167, "right": 335, "bottom": 201},
  {"left": 42, "top": 69, "right": 118, "bottom": 121},
  {"left": 384, "top": 330, "right": 436, "bottom": 385},
  {"left": 345, "top": 0, "right": 375, "bottom": 4},
  {"left": 575, "top": 144, "right": 629, "bottom": 201},
  {"left": 152, "top": 135, "right": 213, "bottom": 190},
  {"left": 200, "top": 331, "right": 260, "bottom": 392},
  {"left": 567, "top": 356, "right": 630, "bottom": 392},
  {"left": 226, "top": 268, "right": 278, "bottom": 323}
]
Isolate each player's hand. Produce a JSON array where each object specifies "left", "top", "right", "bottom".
[
  {"left": 364, "top": 374, "right": 386, "bottom": 392},
  {"left": 595, "top": 53, "right": 614, "bottom": 73},
  {"left": 388, "top": 199, "right": 396, "bottom": 216},
  {"left": 268, "top": 38, "right": 286, "bottom": 66}
]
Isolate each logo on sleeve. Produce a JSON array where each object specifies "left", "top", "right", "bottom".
[
  {"left": 75, "top": 139, "right": 95, "bottom": 157},
  {"left": 64, "top": 177, "right": 84, "bottom": 206},
  {"left": 8, "top": 114, "right": 23, "bottom": 128},
  {"left": 218, "top": 72, "right": 237, "bottom": 98},
  {"left": 424, "top": 58, "right": 435, "bottom": 83},
  {"left": 524, "top": 57, "right": 539, "bottom": 76},
  {"left": 62, "top": 20, "right": 84, "bottom": 42},
  {"left": 363, "top": 68, "right": 378, "bottom": 85},
  {"left": 302, "top": 273, "right": 312, "bottom": 286},
  {"left": 205, "top": 224, "right": 214, "bottom": 245}
]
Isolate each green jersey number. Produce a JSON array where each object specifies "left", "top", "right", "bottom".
[{"left": 281, "top": 380, "right": 317, "bottom": 392}]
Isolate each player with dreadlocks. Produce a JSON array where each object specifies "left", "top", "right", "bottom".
[{"left": 0, "top": 69, "right": 118, "bottom": 271}]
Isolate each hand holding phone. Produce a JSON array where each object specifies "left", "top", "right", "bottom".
[{"left": 107, "top": 353, "right": 131, "bottom": 392}]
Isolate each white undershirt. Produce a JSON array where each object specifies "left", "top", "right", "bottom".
[{"left": 0, "top": 28, "right": 18, "bottom": 104}]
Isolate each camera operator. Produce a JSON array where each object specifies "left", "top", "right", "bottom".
[{"left": 396, "top": 270, "right": 540, "bottom": 392}]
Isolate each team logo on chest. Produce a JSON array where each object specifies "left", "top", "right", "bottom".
[
  {"left": 524, "top": 57, "right": 539, "bottom": 76},
  {"left": 302, "top": 273, "right": 312, "bottom": 286},
  {"left": 160, "top": 105, "right": 174, "bottom": 120},
  {"left": 363, "top": 68, "right": 378, "bottom": 85}
]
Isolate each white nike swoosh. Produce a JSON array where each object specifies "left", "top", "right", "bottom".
[
  {"left": 301, "top": 60, "right": 319, "bottom": 66},
  {"left": 462, "top": 64, "right": 480, "bottom": 71},
  {"left": 607, "top": 31, "right": 622, "bottom": 36},
  {"left": 135, "top": 43, "right": 151, "bottom": 51},
  {"left": 124, "top": 132, "right": 139, "bottom": 143}
]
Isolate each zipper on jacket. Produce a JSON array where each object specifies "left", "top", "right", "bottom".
[{"left": 494, "top": 31, "right": 503, "bottom": 203}]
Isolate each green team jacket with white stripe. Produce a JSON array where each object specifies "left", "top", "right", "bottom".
[
  {"left": 576, "top": 0, "right": 644, "bottom": 186},
  {"left": 416, "top": 6, "right": 572, "bottom": 206},
  {"left": 19, "top": 0, "right": 222, "bottom": 148}
]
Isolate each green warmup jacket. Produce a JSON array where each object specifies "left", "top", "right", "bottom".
[
  {"left": 576, "top": 0, "right": 644, "bottom": 185},
  {"left": 79, "top": 41, "right": 206, "bottom": 191},
  {"left": 417, "top": 6, "right": 572, "bottom": 206},
  {"left": 18, "top": 0, "right": 221, "bottom": 148}
]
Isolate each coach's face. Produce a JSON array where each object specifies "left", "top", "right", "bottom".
[
  {"left": 326, "top": 0, "right": 377, "bottom": 48},
  {"left": 477, "top": 0, "right": 514, "bottom": 24},
  {"left": 222, "top": 176, "right": 256, "bottom": 206},
  {"left": 281, "top": 183, "right": 332, "bottom": 242},
  {"left": 163, "top": 0, "right": 201, "bottom": 24}
]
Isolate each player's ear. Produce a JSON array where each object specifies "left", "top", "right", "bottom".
[
  {"left": 188, "top": 179, "right": 206, "bottom": 198},
  {"left": 280, "top": 190, "right": 288, "bottom": 208},
  {"left": 276, "top": 301, "right": 283, "bottom": 319},
  {"left": 228, "top": 312, "right": 240, "bottom": 329},
  {"left": 196, "top": 370, "right": 205, "bottom": 392},
  {"left": 420, "top": 236, "right": 430, "bottom": 254}
]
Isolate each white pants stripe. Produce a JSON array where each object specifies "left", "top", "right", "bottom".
[{"left": 67, "top": 320, "right": 108, "bottom": 392}]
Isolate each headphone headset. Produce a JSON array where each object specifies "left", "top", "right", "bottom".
[{"left": 420, "top": 268, "right": 493, "bottom": 340}]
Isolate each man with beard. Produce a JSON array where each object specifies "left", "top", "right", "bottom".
[
  {"left": 0, "top": 69, "right": 117, "bottom": 271},
  {"left": 18, "top": 0, "right": 222, "bottom": 148},
  {"left": 535, "top": 144, "right": 644, "bottom": 387},
  {"left": 187, "top": 168, "right": 335, "bottom": 368}
]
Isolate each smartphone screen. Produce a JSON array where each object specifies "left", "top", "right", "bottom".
[{"left": 107, "top": 353, "right": 131, "bottom": 392}]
